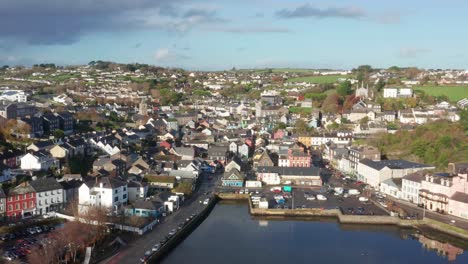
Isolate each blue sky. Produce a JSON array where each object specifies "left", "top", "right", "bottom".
[{"left": 0, "top": 0, "right": 467, "bottom": 70}]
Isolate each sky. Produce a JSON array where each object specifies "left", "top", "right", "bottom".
[{"left": 0, "top": 0, "right": 467, "bottom": 70}]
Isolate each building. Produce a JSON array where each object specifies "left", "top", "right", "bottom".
[
  {"left": 257, "top": 166, "right": 322, "bottom": 186},
  {"left": 348, "top": 146, "right": 380, "bottom": 172},
  {"left": 145, "top": 175, "right": 176, "bottom": 190},
  {"left": 20, "top": 150, "right": 58, "bottom": 171},
  {"left": 78, "top": 177, "right": 128, "bottom": 213},
  {"left": 127, "top": 181, "right": 148, "bottom": 202},
  {"left": 42, "top": 113, "right": 60, "bottom": 134},
  {"left": 221, "top": 169, "right": 245, "bottom": 187},
  {"left": 288, "top": 148, "right": 311, "bottom": 168},
  {"left": 402, "top": 171, "right": 427, "bottom": 205},
  {"left": 0, "top": 90, "right": 27, "bottom": 102},
  {"left": 383, "top": 87, "right": 413, "bottom": 98},
  {"left": 419, "top": 170, "right": 468, "bottom": 217},
  {"left": 357, "top": 159, "right": 435, "bottom": 188},
  {"left": 253, "top": 151, "right": 274, "bottom": 168},
  {"left": 0, "top": 188, "right": 5, "bottom": 220},
  {"left": 125, "top": 198, "right": 164, "bottom": 218},
  {"left": 30, "top": 177, "right": 64, "bottom": 215},
  {"left": 0, "top": 102, "right": 17, "bottom": 119},
  {"left": 56, "top": 112, "right": 74, "bottom": 134},
  {"left": 6, "top": 183, "right": 36, "bottom": 219}
]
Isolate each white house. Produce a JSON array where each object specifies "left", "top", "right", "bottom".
[
  {"left": 127, "top": 181, "right": 148, "bottom": 202},
  {"left": 20, "top": 151, "right": 58, "bottom": 171},
  {"left": 30, "top": 177, "right": 64, "bottom": 215},
  {"left": 238, "top": 143, "right": 249, "bottom": 158},
  {"left": 78, "top": 177, "right": 128, "bottom": 213},
  {"left": 402, "top": 171, "right": 426, "bottom": 205},
  {"left": 383, "top": 88, "right": 398, "bottom": 98},
  {"left": 357, "top": 159, "right": 435, "bottom": 188}
]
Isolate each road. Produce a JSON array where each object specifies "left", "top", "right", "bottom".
[
  {"left": 386, "top": 196, "right": 468, "bottom": 229},
  {"left": 100, "top": 172, "right": 220, "bottom": 264}
]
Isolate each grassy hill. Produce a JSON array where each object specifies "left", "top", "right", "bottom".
[
  {"left": 367, "top": 120, "right": 468, "bottom": 170},
  {"left": 414, "top": 85, "right": 468, "bottom": 102},
  {"left": 287, "top": 75, "right": 352, "bottom": 84}
]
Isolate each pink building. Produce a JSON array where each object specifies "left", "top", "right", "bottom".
[
  {"left": 288, "top": 149, "right": 311, "bottom": 168},
  {"left": 419, "top": 168, "right": 468, "bottom": 219}
]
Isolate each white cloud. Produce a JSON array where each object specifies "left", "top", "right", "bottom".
[
  {"left": 154, "top": 48, "right": 191, "bottom": 63},
  {"left": 399, "top": 48, "right": 431, "bottom": 58}
]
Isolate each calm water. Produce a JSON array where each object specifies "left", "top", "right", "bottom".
[{"left": 161, "top": 202, "right": 468, "bottom": 264}]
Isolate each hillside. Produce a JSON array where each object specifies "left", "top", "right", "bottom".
[{"left": 367, "top": 120, "right": 468, "bottom": 170}]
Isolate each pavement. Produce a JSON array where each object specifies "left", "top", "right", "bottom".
[
  {"left": 385, "top": 196, "right": 468, "bottom": 230},
  {"left": 99, "top": 172, "right": 220, "bottom": 264}
]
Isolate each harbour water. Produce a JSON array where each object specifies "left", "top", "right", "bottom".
[{"left": 161, "top": 202, "right": 468, "bottom": 264}]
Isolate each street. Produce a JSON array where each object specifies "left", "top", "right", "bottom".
[{"left": 100, "top": 172, "right": 220, "bottom": 264}]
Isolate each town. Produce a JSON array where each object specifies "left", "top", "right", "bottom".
[{"left": 0, "top": 63, "right": 467, "bottom": 263}]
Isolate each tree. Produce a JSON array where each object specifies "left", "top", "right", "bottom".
[
  {"left": 460, "top": 109, "right": 468, "bottom": 131},
  {"left": 53, "top": 129, "right": 65, "bottom": 139},
  {"left": 321, "top": 93, "right": 341, "bottom": 113},
  {"left": 337, "top": 80, "right": 352, "bottom": 97},
  {"left": 294, "top": 119, "right": 310, "bottom": 134},
  {"left": 172, "top": 181, "right": 193, "bottom": 196},
  {"left": 376, "top": 78, "right": 385, "bottom": 92}
]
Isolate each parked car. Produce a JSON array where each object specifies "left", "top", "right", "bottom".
[
  {"left": 316, "top": 194, "right": 327, "bottom": 201},
  {"left": 358, "top": 197, "right": 369, "bottom": 202},
  {"left": 168, "top": 229, "right": 177, "bottom": 236},
  {"left": 151, "top": 243, "right": 161, "bottom": 252},
  {"left": 306, "top": 195, "right": 316, "bottom": 201}
]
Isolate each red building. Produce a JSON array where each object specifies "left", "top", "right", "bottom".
[
  {"left": 6, "top": 183, "right": 36, "bottom": 220},
  {"left": 288, "top": 147, "right": 311, "bottom": 168}
]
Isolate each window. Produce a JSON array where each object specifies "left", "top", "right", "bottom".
[
  {"left": 123, "top": 194, "right": 127, "bottom": 200},
  {"left": 30, "top": 193, "right": 33, "bottom": 198},
  {"left": 23, "top": 202, "right": 27, "bottom": 208},
  {"left": 23, "top": 194, "right": 27, "bottom": 199},
  {"left": 114, "top": 197, "right": 118, "bottom": 202},
  {"left": 29, "top": 201, "right": 33, "bottom": 208},
  {"left": 16, "top": 195, "right": 19, "bottom": 201},
  {"left": 123, "top": 187, "right": 126, "bottom": 191},
  {"left": 8, "top": 197, "right": 12, "bottom": 202},
  {"left": 15, "top": 204, "right": 19, "bottom": 210},
  {"left": 115, "top": 190, "right": 118, "bottom": 194},
  {"left": 8, "top": 205, "right": 12, "bottom": 211}
]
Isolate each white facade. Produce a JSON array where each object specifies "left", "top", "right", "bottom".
[
  {"left": 78, "top": 180, "right": 128, "bottom": 213},
  {"left": 20, "top": 153, "right": 57, "bottom": 171},
  {"left": 36, "top": 189, "right": 64, "bottom": 215},
  {"left": 0, "top": 90, "right": 27, "bottom": 102},
  {"left": 127, "top": 185, "right": 148, "bottom": 202},
  {"left": 257, "top": 172, "right": 281, "bottom": 185},
  {"left": 402, "top": 178, "right": 421, "bottom": 204},
  {"left": 383, "top": 88, "right": 398, "bottom": 98}
]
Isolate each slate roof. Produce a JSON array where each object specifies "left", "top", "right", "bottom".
[
  {"left": 257, "top": 166, "right": 320, "bottom": 176},
  {"left": 451, "top": 192, "right": 468, "bottom": 203},
  {"left": 131, "top": 199, "right": 163, "bottom": 211},
  {"left": 0, "top": 188, "right": 6, "bottom": 199},
  {"left": 30, "top": 177, "right": 63, "bottom": 192},
  {"left": 85, "top": 177, "right": 127, "bottom": 189},
  {"left": 360, "top": 159, "right": 433, "bottom": 171},
  {"left": 403, "top": 171, "right": 427, "bottom": 183}
]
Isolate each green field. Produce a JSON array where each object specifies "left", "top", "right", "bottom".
[
  {"left": 414, "top": 85, "right": 468, "bottom": 102},
  {"left": 236, "top": 68, "right": 317, "bottom": 73},
  {"left": 288, "top": 75, "right": 352, "bottom": 84},
  {"left": 289, "top": 107, "right": 313, "bottom": 114}
]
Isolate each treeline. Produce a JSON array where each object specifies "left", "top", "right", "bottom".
[{"left": 367, "top": 119, "right": 468, "bottom": 170}]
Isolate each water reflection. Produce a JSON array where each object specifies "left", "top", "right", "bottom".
[
  {"left": 416, "top": 234, "right": 463, "bottom": 262},
  {"left": 161, "top": 202, "right": 468, "bottom": 264}
]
